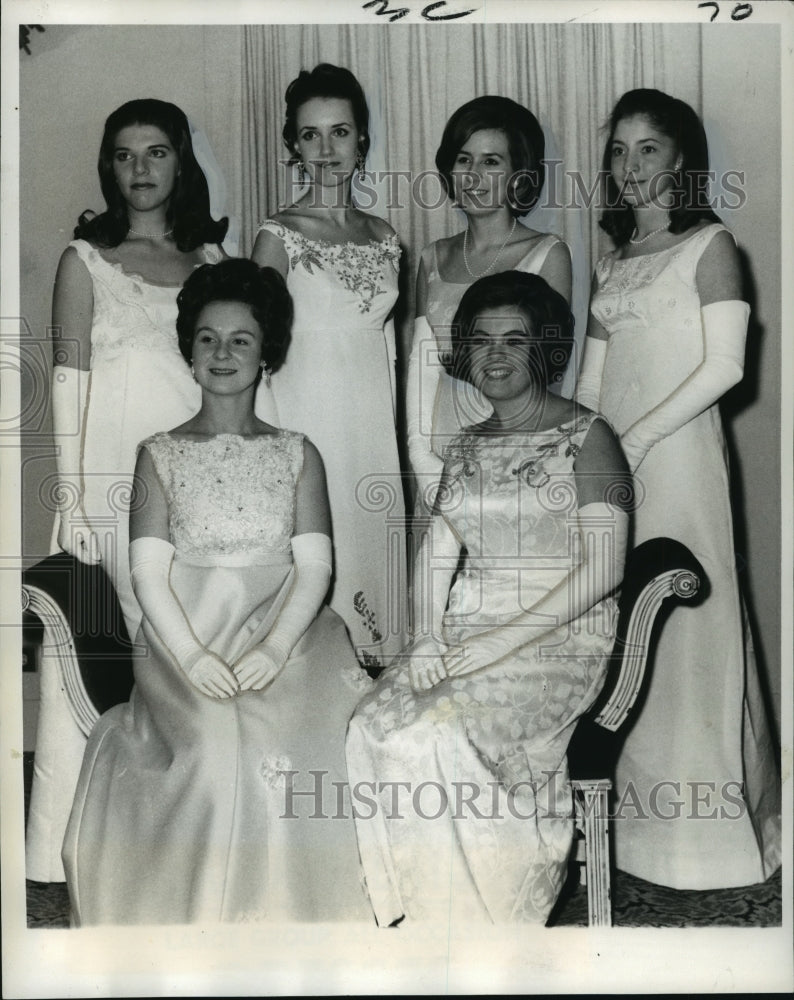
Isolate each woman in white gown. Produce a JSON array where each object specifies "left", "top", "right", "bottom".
[
  {"left": 347, "top": 272, "right": 629, "bottom": 926},
  {"left": 575, "top": 88, "right": 780, "bottom": 889},
  {"left": 252, "top": 64, "right": 406, "bottom": 673},
  {"left": 407, "top": 96, "right": 572, "bottom": 516},
  {"left": 29, "top": 99, "right": 230, "bottom": 884},
  {"left": 62, "top": 259, "right": 373, "bottom": 925}
]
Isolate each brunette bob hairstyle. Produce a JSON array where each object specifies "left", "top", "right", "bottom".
[
  {"left": 176, "top": 259, "right": 293, "bottom": 378},
  {"left": 435, "top": 96, "right": 546, "bottom": 216},
  {"left": 445, "top": 270, "right": 573, "bottom": 386}
]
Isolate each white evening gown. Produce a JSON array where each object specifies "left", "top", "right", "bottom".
[
  {"left": 346, "top": 415, "right": 617, "bottom": 926},
  {"left": 28, "top": 239, "right": 275, "bottom": 883},
  {"left": 256, "top": 220, "right": 407, "bottom": 672},
  {"left": 62, "top": 431, "right": 373, "bottom": 925},
  {"left": 590, "top": 222, "right": 781, "bottom": 889}
]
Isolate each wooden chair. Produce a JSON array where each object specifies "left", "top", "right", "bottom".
[{"left": 566, "top": 537, "right": 706, "bottom": 926}]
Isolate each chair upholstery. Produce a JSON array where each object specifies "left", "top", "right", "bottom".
[
  {"left": 23, "top": 554, "right": 135, "bottom": 881},
  {"left": 568, "top": 537, "right": 706, "bottom": 926}
]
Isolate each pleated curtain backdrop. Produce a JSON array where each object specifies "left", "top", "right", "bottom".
[{"left": 239, "top": 22, "right": 702, "bottom": 394}]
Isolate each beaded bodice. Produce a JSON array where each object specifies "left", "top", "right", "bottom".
[{"left": 142, "top": 431, "right": 304, "bottom": 557}]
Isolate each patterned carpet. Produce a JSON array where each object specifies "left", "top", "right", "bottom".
[{"left": 23, "top": 754, "right": 782, "bottom": 929}]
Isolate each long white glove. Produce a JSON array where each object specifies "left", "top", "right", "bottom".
[
  {"left": 129, "top": 536, "right": 239, "bottom": 698},
  {"left": 408, "top": 513, "right": 462, "bottom": 692},
  {"left": 574, "top": 336, "right": 607, "bottom": 413},
  {"left": 51, "top": 365, "right": 101, "bottom": 564},
  {"left": 406, "top": 315, "right": 445, "bottom": 511},
  {"left": 233, "top": 532, "right": 332, "bottom": 691},
  {"left": 620, "top": 300, "right": 748, "bottom": 472},
  {"left": 443, "top": 502, "right": 628, "bottom": 679}
]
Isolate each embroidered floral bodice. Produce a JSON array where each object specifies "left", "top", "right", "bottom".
[
  {"left": 70, "top": 239, "right": 223, "bottom": 365},
  {"left": 142, "top": 431, "right": 304, "bottom": 557},
  {"left": 440, "top": 414, "right": 599, "bottom": 626},
  {"left": 256, "top": 220, "right": 400, "bottom": 319}
]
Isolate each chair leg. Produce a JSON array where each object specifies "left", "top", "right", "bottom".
[{"left": 573, "top": 779, "right": 612, "bottom": 927}]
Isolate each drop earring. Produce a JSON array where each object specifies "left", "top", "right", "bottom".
[
  {"left": 261, "top": 361, "right": 272, "bottom": 387},
  {"left": 356, "top": 150, "right": 366, "bottom": 180},
  {"left": 297, "top": 157, "right": 306, "bottom": 185}
]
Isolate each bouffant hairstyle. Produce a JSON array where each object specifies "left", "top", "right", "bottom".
[
  {"left": 176, "top": 259, "right": 293, "bottom": 379},
  {"left": 435, "top": 96, "right": 546, "bottom": 217},
  {"left": 599, "top": 88, "right": 721, "bottom": 246},
  {"left": 446, "top": 271, "right": 573, "bottom": 387},
  {"left": 75, "top": 98, "right": 228, "bottom": 251},
  {"left": 282, "top": 63, "right": 371, "bottom": 162}
]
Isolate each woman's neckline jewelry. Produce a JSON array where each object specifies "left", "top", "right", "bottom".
[
  {"left": 629, "top": 223, "right": 669, "bottom": 245},
  {"left": 462, "top": 217, "right": 517, "bottom": 278},
  {"left": 127, "top": 226, "right": 174, "bottom": 239}
]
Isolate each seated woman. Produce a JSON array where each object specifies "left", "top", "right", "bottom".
[
  {"left": 346, "top": 272, "right": 629, "bottom": 926},
  {"left": 62, "top": 259, "right": 373, "bottom": 925}
]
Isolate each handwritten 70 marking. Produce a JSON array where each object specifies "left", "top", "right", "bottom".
[{"left": 697, "top": 2, "right": 753, "bottom": 21}]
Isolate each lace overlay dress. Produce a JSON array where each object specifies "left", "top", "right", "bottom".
[
  {"left": 346, "top": 415, "right": 617, "bottom": 925},
  {"left": 62, "top": 431, "right": 373, "bottom": 925},
  {"left": 591, "top": 223, "right": 781, "bottom": 888},
  {"left": 257, "top": 220, "right": 407, "bottom": 671}
]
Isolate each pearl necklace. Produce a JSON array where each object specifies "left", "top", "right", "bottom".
[
  {"left": 629, "top": 224, "right": 669, "bottom": 245},
  {"left": 127, "top": 226, "right": 174, "bottom": 239},
  {"left": 462, "top": 217, "right": 517, "bottom": 278}
]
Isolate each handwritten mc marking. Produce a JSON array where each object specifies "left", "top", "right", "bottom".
[{"left": 362, "top": 0, "right": 478, "bottom": 22}]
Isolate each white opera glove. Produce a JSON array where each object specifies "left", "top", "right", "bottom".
[
  {"left": 51, "top": 365, "right": 101, "bottom": 564},
  {"left": 409, "top": 513, "right": 461, "bottom": 690},
  {"left": 233, "top": 533, "right": 332, "bottom": 691},
  {"left": 574, "top": 336, "right": 607, "bottom": 413},
  {"left": 407, "top": 315, "right": 444, "bottom": 511},
  {"left": 620, "top": 300, "right": 749, "bottom": 472},
  {"left": 129, "top": 536, "right": 239, "bottom": 699},
  {"left": 444, "top": 502, "right": 628, "bottom": 678}
]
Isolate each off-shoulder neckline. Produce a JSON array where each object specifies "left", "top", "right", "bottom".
[{"left": 260, "top": 218, "right": 399, "bottom": 251}]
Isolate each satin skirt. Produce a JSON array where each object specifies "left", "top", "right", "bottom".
[{"left": 62, "top": 551, "right": 373, "bottom": 925}]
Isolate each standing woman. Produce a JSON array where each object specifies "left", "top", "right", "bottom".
[
  {"left": 31, "top": 99, "right": 227, "bottom": 884},
  {"left": 576, "top": 88, "right": 781, "bottom": 889},
  {"left": 407, "top": 96, "right": 572, "bottom": 514},
  {"left": 51, "top": 98, "right": 228, "bottom": 640},
  {"left": 252, "top": 64, "right": 406, "bottom": 672}
]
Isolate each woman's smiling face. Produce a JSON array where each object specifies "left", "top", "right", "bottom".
[
  {"left": 451, "top": 129, "right": 514, "bottom": 214},
  {"left": 191, "top": 301, "right": 265, "bottom": 396},
  {"left": 465, "top": 305, "right": 541, "bottom": 401}
]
